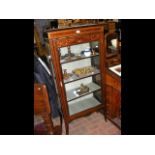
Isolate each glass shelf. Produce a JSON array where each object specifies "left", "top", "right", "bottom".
[
  {"left": 63, "top": 68, "right": 100, "bottom": 84},
  {"left": 66, "top": 82, "right": 101, "bottom": 102},
  {"left": 68, "top": 96, "right": 102, "bottom": 116},
  {"left": 60, "top": 53, "right": 99, "bottom": 64}
]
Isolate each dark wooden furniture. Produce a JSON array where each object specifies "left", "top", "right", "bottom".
[
  {"left": 106, "top": 21, "right": 116, "bottom": 33},
  {"left": 34, "top": 24, "right": 48, "bottom": 57},
  {"left": 106, "top": 69, "right": 121, "bottom": 128},
  {"left": 57, "top": 20, "right": 117, "bottom": 33},
  {"left": 34, "top": 84, "right": 62, "bottom": 134},
  {"left": 105, "top": 30, "right": 121, "bottom": 67},
  {"left": 47, "top": 24, "right": 106, "bottom": 134}
]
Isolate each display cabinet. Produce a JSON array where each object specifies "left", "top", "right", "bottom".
[{"left": 47, "top": 24, "right": 106, "bottom": 134}]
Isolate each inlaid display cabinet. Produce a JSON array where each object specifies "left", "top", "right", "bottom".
[{"left": 47, "top": 24, "right": 106, "bottom": 134}]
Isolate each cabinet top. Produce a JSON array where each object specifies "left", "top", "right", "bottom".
[
  {"left": 47, "top": 24, "right": 104, "bottom": 39},
  {"left": 107, "top": 66, "right": 121, "bottom": 81}
]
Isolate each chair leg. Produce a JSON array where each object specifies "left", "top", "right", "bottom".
[
  {"left": 52, "top": 113, "right": 63, "bottom": 135},
  {"left": 42, "top": 113, "right": 54, "bottom": 134}
]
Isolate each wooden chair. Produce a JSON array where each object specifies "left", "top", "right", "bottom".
[{"left": 34, "top": 83, "right": 62, "bottom": 134}]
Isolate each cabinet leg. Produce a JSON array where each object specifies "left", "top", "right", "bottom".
[
  {"left": 104, "top": 115, "right": 107, "bottom": 122},
  {"left": 99, "top": 109, "right": 107, "bottom": 122},
  {"left": 59, "top": 112, "right": 63, "bottom": 129},
  {"left": 65, "top": 121, "right": 69, "bottom": 135},
  {"left": 103, "top": 108, "right": 107, "bottom": 122}
]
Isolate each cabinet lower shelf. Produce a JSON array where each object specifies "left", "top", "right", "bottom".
[
  {"left": 68, "top": 96, "right": 102, "bottom": 116},
  {"left": 66, "top": 82, "right": 101, "bottom": 102}
]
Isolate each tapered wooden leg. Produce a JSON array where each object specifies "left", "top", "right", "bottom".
[
  {"left": 99, "top": 108, "right": 107, "bottom": 121},
  {"left": 59, "top": 111, "right": 63, "bottom": 129},
  {"left": 64, "top": 120, "right": 69, "bottom": 135},
  {"left": 104, "top": 112, "right": 107, "bottom": 121},
  {"left": 60, "top": 109, "right": 69, "bottom": 134},
  {"left": 101, "top": 109, "right": 107, "bottom": 121}
]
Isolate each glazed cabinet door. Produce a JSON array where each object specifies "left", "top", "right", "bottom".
[{"left": 58, "top": 41, "right": 105, "bottom": 118}]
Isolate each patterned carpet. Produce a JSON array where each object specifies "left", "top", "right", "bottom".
[{"left": 35, "top": 112, "right": 121, "bottom": 135}]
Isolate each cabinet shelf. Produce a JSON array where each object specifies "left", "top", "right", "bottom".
[
  {"left": 61, "top": 53, "right": 99, "bottom": 64},
  {"left": 66, "top": 82, "right": 101, "bottom": 102},
  {"left": 64, "top": 68, "right": 100, "bottom": 84},
  {"left": 69, "top": 96, "right": 102, "bottom": 116}
]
